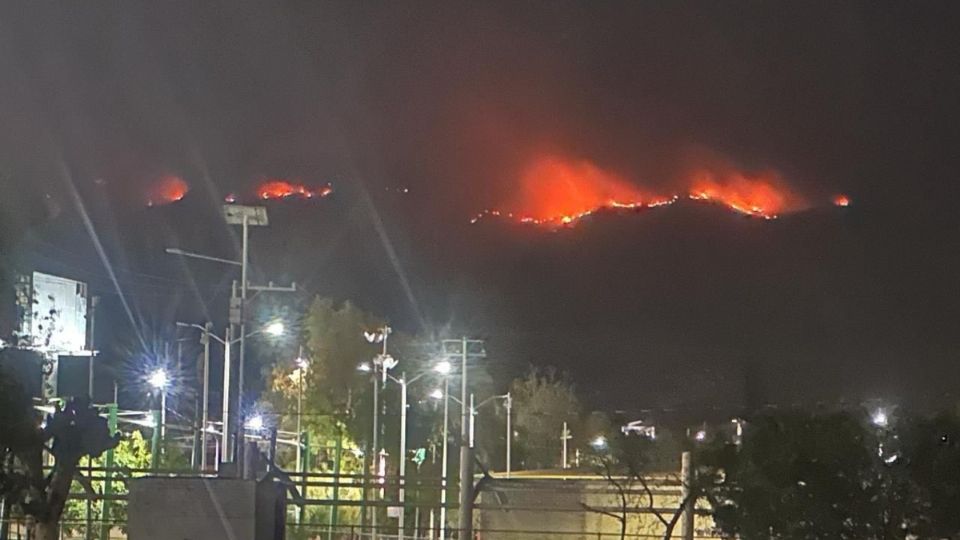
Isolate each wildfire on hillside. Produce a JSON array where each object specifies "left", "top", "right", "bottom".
[
  {"left": 686, "top": 168, "right": 804, "bottom": 220},
  {"left": 146, "top": 175, "right": 189, "bottom": 206},
  {"left": 256, "top": 180, "right": 333, "bottom": 200},
  {"left": 471, "top": 155, "right": 814, "bottom": 228}
]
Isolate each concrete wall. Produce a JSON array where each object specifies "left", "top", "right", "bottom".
[{"left": 128, "top": 477, "right": 257, "bottom": 540}]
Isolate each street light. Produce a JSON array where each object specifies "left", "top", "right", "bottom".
[
  {"left": 591, "top": 436, "right": 608, "bottom": 451},
  {"left": 380, "top": 367, "right": 438, "bottom": 540},
  {"left": 872, "top": 408, "right": 889, "bottom": 428},
  {"left": 441, "top": 391, "right": 513, "bottom": 476},
  {"left": 148, "top": 369, "right": 169, "bottom": 390},
  {"left": 148, "top": 368, "right": 169, "bottom": 470},
  {"left": 362, "top": 326, "right": 393, "bottom": 540},
  {"left": 266, "top": 321, "right": 285, "bottom": 337},
  {"left": 245, "top": 414, "right": 264, "bottom": 431},
  {"left": 176, "top": 320, "right": 285, "bottom": 471}
]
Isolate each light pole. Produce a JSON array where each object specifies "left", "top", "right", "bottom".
[
  {"left": 148, "top": 368, "right": 169, "bottom": 470},
  {"left": 176, "top": 321, "right": 214, "bottom": 470},
  {"left": 428, "top": 368, "right": 452, "bottom": 539},
  {"left": 561, "top": 421, "right": 572, "bottom": 469},
  {"left": 385, "top": 363, "right": 447, "bottom": 540},
  {"left": 168, "top": 203, "right": 295, "bottom": 470},
  {"left": 177, "top": 320, "right": 284, "bottom": 470},
  {"left": 362, "top": 326, "right": 395, "bottom": 540},
  {"left": 441, "top": 337, "right": 485, "bottom": 540},
  {"left": 295, "top": 350, "right": 308, "bottom": 473},
  {"left": 471, "top": 393, "right": 512, "bottom": 478}
]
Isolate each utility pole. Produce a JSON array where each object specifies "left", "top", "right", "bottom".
[
  {"left": 505, "top": 393, "right": 512, "bottom": 478},
  {"left": 681, "top": 451, "right": 695, "bottom": 540},
  {"left": 561, "top": 422, "right": 572, "bottom": 469},
  {"left": 364, "top": 325, "right": 394, "bottom": 540},
  {"left": 439, "top": 376, "right": 449, "bottom": 540},
  {"left": 87, "top": 296, "right": 98, "bottom": 399},
  {"left": 222, "top": 325, "right": 233, "bottom": 463},
  {"left": 398, "top": 373, "right": 408, "bottom": 540},
  {"left": 443, "top": 337, "right": 485, "bottom": 540},
  {"left": 200, "top": 323, "right": 211, "bottom": 470},
  {"left": 84, "top": 295, "right": 98, "bottom": 540}
]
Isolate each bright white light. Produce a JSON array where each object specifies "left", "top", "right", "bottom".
[
  {"left": 245, "top": 415, "right": 264, "bottom": 431},
  {"left": 591, "top": 436, "right": 608, "bottom": 450},
  {"left": 429, "top": 389, "right": 444, "bottom": 400},
  {"left": 872, "top": 409, "right": 889, "bottom": 428},
  {"left": 434, "top": 361, "right": 452, "bottom": 375},
  {"left": 148, "top": 369, "right": 168, "bottom": 390},
  {"left": 694, "top": 430, "right": 707, "bottom": 442},
  {"left": 266, "top": 321, "right": 285, "bottom": 337},
  {"left": 357, "top": 362, "right": 371, "bottom": 372}
]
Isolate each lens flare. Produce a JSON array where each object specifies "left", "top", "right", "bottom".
[{"left": 146, "top": 175, "right": 189, "bottom": 206}]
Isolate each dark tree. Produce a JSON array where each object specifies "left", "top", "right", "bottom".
[
  {"left": 699, "top": 410, "right": 925, "bottom": 540},
  {"left": 0, "top": 366, "right": 119, "bottom": 540}
]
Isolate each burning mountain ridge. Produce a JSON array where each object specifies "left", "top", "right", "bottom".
[
  {"left": 256, "top": 180, "right": 333, "bottom": 200},
  {"left": 146, "top": 177, "right": 333, "bottom": 206},
  {"left": 472, "top": 155, "right": 837, "bottom": 228}
]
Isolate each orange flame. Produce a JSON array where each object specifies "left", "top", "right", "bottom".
[
  {"left": 491, "top": 156, "right": 671, "bottom": 227},
  {"left": 146, "top": 175, "right": 189, "bottom": 206},
  {"left": 686, "top": 168, "right": 803, "bottom": 219},
  {"left": 256, "top": 180, "right": 333, "bottom": 200},
  {"left": 833, "top": 194, "right": 850, "bottom": 207},
  {"left": 473, "top": 155, "right": 811, "bottom": 228}
]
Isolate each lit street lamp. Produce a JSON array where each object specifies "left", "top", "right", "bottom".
[
  {"left": 148, "top": 368, "right": 169, "bottom": 470},
  {"left": 872, "top": 408, "right": 889, "bottom": 428},
  {"left": 362, "top": 326, "right": 394, "bottom": 540},
  {"left": 382, "top": 363, "right": 447, "bottom": 539},
  {"left": 245, "top": 414, "right": 264, "bottom": 431},
  {"left": 176, "top": 319, "right": 285, "bottom": 471}
]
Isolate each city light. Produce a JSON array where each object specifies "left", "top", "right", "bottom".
[
  {"left": 357, "top": 362, "right": 372, "bottom": 372},
  {"left": 266, "top": 321, "right": 285, "bottom": 337},
  {"left": 148, "top": 368, "right": 169, "bottom": 390},
  {"left": 872, "top": 408, "right": 889, "bottom": 428},
  {"left": 591, "top": 436, "right": 608, "bottom": 450},
  {"left": 434, "top": 360, "right": 452, "bottom": 375},
  {"left": 245, "top": 415, "right": 264, "bottom": 431},
  {"left": 429, "top": 389, "right": 444, "bottom": 400},
  {"left": 695, "top": 430, "right": 707, "bottom": 442}
]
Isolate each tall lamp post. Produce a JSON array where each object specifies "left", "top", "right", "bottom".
[
  {"left": 428, "top": 359, "right": 453, "bottom": 540},
  {"left": 361, "top": 326, "right": 396, "bottom": 540},
  {"left": 148, "top": 368, "right": 169, "bottom": 470},
  {"left": 382, "top": 362, "right": 449, "bottom": 539},
  {"left": 441, "top": 338, "right": 485, "bottom": 540},
  {"left": 472, "top": 393, "right": 513, "bottom": 477},
  {"left": 176, "top": 320, "right": 284, "bottom": 471}
]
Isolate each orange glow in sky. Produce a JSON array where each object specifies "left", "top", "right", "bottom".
[
  {"left": 833, "top": 194, "right": 851, "bottom": 207},
  {"left": 146, "top": 175, "right": 189, "bottom": 206},
  {"left": 686, "top": 168, "right": 803, "bottom": 219},
  {"left": 473, "top": 155, "right": 811, "bottom": 228}
]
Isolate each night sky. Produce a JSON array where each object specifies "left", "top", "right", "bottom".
[{"left": 1, "top": 2, "right": 959, "bottom": 412}]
